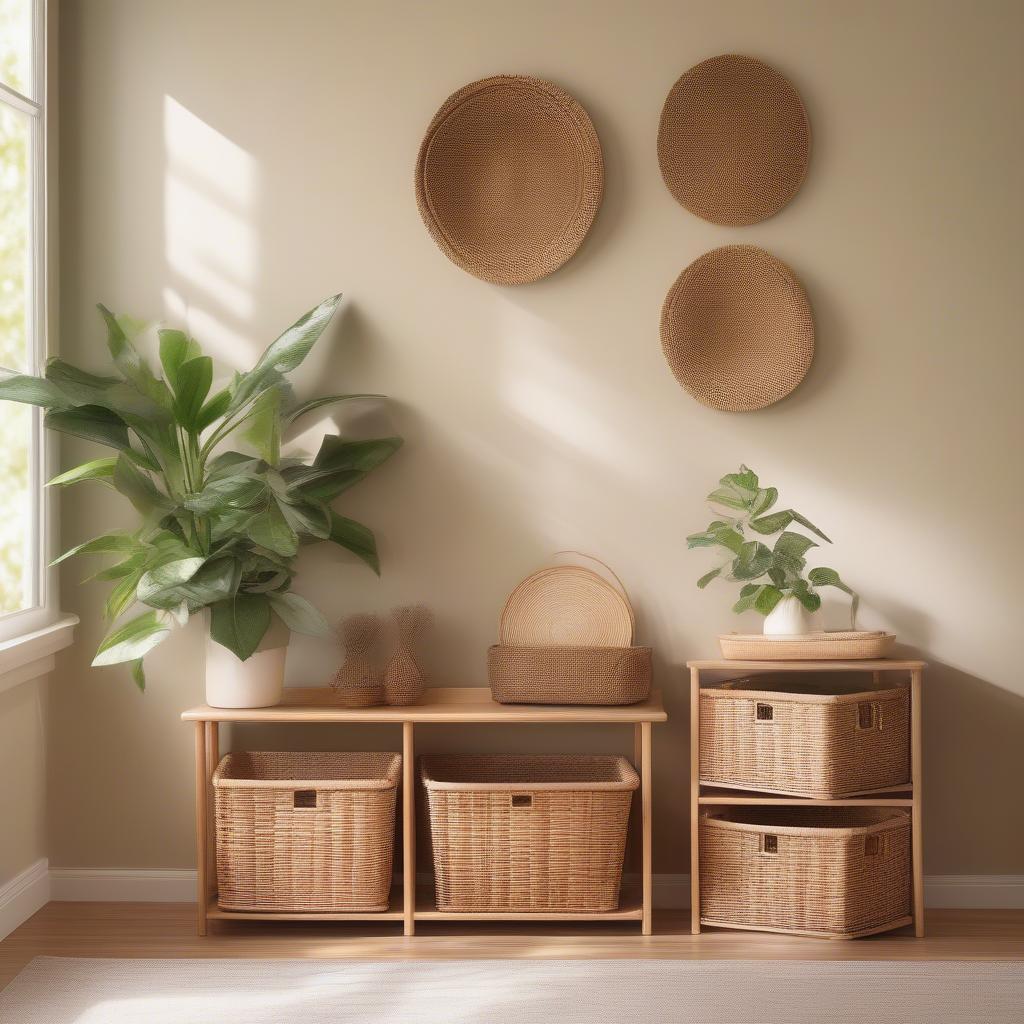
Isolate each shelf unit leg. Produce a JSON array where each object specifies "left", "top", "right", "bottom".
[
  {"left": 402, "top": 721, "right": 416, "bottom": 936},
  {"left": 193, "top": 721, "right": 208, "bottom": 937},
  {"left": 911, "top": 669, "right": 925, "bottom": 937},
  {"left": 690, "top": 667, "right": 701, "bottom": 935},
  {"left": 640, "top": 720, "right": 653, "bottom": 935},
  {"left": 205, "top": 722, "right": 218, "bottom": 908}
]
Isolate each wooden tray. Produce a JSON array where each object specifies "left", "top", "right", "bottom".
[{"left": 718, "top": 631, "right": 896, "bottom": 661}]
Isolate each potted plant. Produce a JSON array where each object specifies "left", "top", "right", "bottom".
[
  {"left": 687, "top": 466, "right": 856, "bottom": 635},
  {"left": 0, "top": 294, "right": 401, "bottom": 707}
]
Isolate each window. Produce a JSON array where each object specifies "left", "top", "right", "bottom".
[{"left": 0, "top": 0, "right": 44, "bottom": 634}]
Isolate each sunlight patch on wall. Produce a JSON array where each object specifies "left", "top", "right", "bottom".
[{"left": 162, "top": 95, "right": 260, "bottom": 366}]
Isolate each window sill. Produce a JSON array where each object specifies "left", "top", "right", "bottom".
[{"left": 0, "top": 614, "right": 78, "bottom": 694}]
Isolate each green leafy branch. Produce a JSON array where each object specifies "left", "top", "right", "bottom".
[
  {"left": 687, "top": 465, "right": 857, "bottom": 622},
  {"left": 0, "top": 295, "right": 403, "bottom": 688}
]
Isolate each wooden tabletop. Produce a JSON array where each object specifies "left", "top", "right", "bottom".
[
  {"left": 686, "top": 659, "right": 926, "bottom": 672},
  {"left": 181, "top": 686, "right": 667, "bottom": 723}
]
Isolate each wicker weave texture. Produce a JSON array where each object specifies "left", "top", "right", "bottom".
[
  {"left": 499, "top": 565, "right": 634, "bottom": 647},
  {"left": 661, "top": 245, "right": 814, "bottom": 412},
  {"left": 488, "top": 644, "right": 651, "bottom": 705},
  {"left": 719, "top": 631, "right": 896, "bottom": 661},
  {"left": 213, "top": 752, "right": 400, "bottom": 913},
  {"left": 416, "top": 75, "right": 603, "bottom": 286},
  {"left": 700, "top": 683, "right": 910, "bottom": 798},
  {"left": 658, "top": 54, "right": 811, "bottom": 226},
  {"left": 421, "top": 755, "right": 637, "bottom": 913},
  {"left": 700, "top": 808, "right": 912, "bottom": 937}
]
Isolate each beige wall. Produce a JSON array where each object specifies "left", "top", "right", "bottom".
[
  {"left": 0, "top": 679, "right": 48, "bottom": 881},
  {"left": 52, "top": 0, "right": 1023, "bottom": 875}
]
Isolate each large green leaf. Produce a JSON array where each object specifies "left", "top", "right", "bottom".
[
  {"left": 774, "top": 531, "right": 817, "bottom": 561},
  {"left": 327, "top": 512, "right": 379, "bottom": 573},
  {"left": 808, "top": 566, "right": 859, "bottom": 625},
  {"left": 0, "top": 373, "right": 72, "bottom": 410},
  {"left": 45, "top": 358, "right": 118, "bottom": 395},
  {"left": 136, "top": 556, "right": 206, "bottom": 605},
  {"left": 142, "top": 557, "right": 238, "bottom": 612},
  {"left": 112, "top": 455, "right": 173, "bottom": 516},
  {"left": 50, "top": 530, "right": 135, "bottom": 567},
  {"left": 789, "top": 578, "right": 823, "bottom": 612},
  {"left": 267, "top": 591, "right": 328, "bottom": 636},
  {"left": 97, "top": 304, "right": 173, "bottom": 409},
  {"left": 46, "top": 458, "right": 118, "bottom": 488},
  {"left": 158, "top": 330, "right": 201, "bottom": 389},
  {"left": 195, "top": 387, "right": 231, "bottom": 431},
  {"left": 284, "top": 393, "right": 383, "bottom": 427},
  {"left": 210, "top": 593, "right": 271, "bottom": 660},
  {"left": 750, "top": 487, "right": 778, "bottom": 518},
  {"left": 280, "top": 498, "right": 331, "bottom": 539},
  {"left": 44, "top": 405, "right": 131, "bottom": 452},
  {"left": 287, "top": 435, "right": 402, "bottom": 502},
  {"left": 184, "top": 473, "right": 266, "bottom": 515},
  {"left": 241, "top": 385, "right": 281, "bottom": 465},
  {"left": 749, "top": 508, "right": 831, "bottom": 543},
  {"left": 92, "top": 610, "right": 171, "bottom": 666},
  {"left": 731, "top": 541, "right": 773, "bottom": 581},
  {"left": 247, "top": 501, "right": 298, "bottom": 557},
  {"left": 696, "top": 567, "right": 721, "bottom": 589},
  {"left": 171, "top": 356, "right": 213, "bottom": 429}
]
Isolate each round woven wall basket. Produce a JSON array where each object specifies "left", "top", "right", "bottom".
[
  {"left": 499, "top": 566, "right": 634, "bottom": 647},
  {"left": 658, "top": 54, "right": 811, "bottom": 226},
  {"left": 660, "top": 245, "right": 814, "bottom": 412},
  {"left": 415, "top": 75, "right": 603, "bottom": 286}
]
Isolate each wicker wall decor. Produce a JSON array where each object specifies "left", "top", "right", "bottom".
[
  {"left": 658, "top": 54, "right": 811, "bottom": 226},
  {"left": 415, "top": 74, "right": 603, "bottom": 285},
  {"left": 660, "top": 244, "right": 814, "bottom": 412},
  {"left": 498, "top": 565, "right": 634, "bottom": 647}
]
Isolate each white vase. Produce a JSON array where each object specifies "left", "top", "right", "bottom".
[
  {"left": 763, "top": 594, "right": 811, "bottom": 636},
  {"left": 205, "top": 616, "right": 290, "bottom": 709}
]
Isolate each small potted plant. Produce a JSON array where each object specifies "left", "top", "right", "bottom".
[
  {"left": 0, "top": 294, "right": 401, "bottom": 707},
  {"left": 687, "top": 466, "right": 856, "bottom": 634}
]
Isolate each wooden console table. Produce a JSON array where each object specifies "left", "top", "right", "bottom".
[
  {"left": 182, "top": 687, "right": 667, "bottom": 936},
  {"left": 687, "top": 659, "right": 924, "bottom": 938}
]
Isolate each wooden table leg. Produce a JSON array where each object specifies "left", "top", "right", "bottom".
[
  {"left": 911, "top": 669, "right": 925, "bottom": 937},
  {"left": 205, "top": 722, "right": 219, "bottom": 909},
  {"left": 402, "top": 721, "right": 416, "bottom": 936},
  {"left": 690, "top": 666, "right": 701, "bottom": 935},
  {"left": 193, "top": 721, "right": 208, "bottom": 937},
  {"left": 640, "top": 720, "right": 653, "bottom": 935}
]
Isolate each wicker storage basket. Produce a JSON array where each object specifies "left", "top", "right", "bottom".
[
  {"left": 420, "top": 754, "right": 637, "bottom": 913},
  {"left": 213, "top": 751, "right": 400, "bottom": 913},
  {"left": 700, "top": 807, "right": 912, "bottom": 938},
  {"left": 488, "top": 645, "right": 651, "bottom": 705},
  {"left": 700, "top": 679, "right": 910, "bottom": 798}
]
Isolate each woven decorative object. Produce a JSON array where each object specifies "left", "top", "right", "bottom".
[
  {"left": 718, "top": 630, "right": 896, "bottom": 661},
  {"left": 661, "top": 245, "right": 814, "bottom": 412},
  {"left": 415, "top": 74, "right": 603, "bottom": 285},
  {"left": 700, "top": 807, "right": 912, "bottom": 938},
  {"left": 488, "top": 644, "right": 651, "bottom": 705},
  {"left": 213, "top": 751, "right": 401, "bottom": 913},
  {"left": 383, "top": 605, "right": 432, "bottom": 706},
  {"left": 421, "top": 754, "right": 637, "bottom": 913},
  {"left": 658, "top": 54, "right": 811, "bottom": 226},
  {"left": 331, "top": 613, "right": 384, "bottom": 706},
  {"left": 499, "top": 565, "right": 634, "bottom": 647},
  {"left": 700, "top": 679, "right": 910, "bottom": 798}
]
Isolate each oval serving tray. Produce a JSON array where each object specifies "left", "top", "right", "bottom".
[{"left": 718, "top": 631, "right": 896, "bottom": 661}]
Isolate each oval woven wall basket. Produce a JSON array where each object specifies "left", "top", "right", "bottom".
[
  {"left": 415, "top": 74, "right": 604, "bottom": 286},
  {"left": 660, "top": 245, "right": 814, "bottom": 412},
  {"left": 658, "top": 54, "right": 811, "bottom": 226}
]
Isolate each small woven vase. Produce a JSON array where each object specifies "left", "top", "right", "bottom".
[
  {"left": 331, "top": 613, "right": 384, "bottom": 707},
  {"left": 383, "top": 606, "right": 432, "bottom": 706}
]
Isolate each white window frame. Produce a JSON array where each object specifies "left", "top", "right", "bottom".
[{"left": 0, "top": 0, "right": 76, "bottom": 677}]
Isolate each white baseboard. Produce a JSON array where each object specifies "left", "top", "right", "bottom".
[
  {"left": 43, "top": 869, "right": 1024, "bottom": 909},
  {"left": 0, "top": 858, "right": 50, "bottom": 940},
  {"left": 49, "top": 868, "right": 197, "bottom": 903}
]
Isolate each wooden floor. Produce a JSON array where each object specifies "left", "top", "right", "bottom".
[{"left": 2, "top": 904, "right": 1022, "bottom": 990}]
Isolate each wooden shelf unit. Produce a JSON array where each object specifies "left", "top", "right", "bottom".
[
  {"left": 687, "top": 658, "right": 925, "bottom": 939},
  {"left": 182, "top": 687, "right": 667, "bottom": 937}
]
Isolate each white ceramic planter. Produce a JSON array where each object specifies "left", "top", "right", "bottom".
[
  {"left": 763, "top": 594, "right": 811, "bottom": 636},
  {"left": 205, "top": 617, "right": 290, "bottom": 709}
]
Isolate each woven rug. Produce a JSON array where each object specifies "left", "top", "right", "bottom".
[{"left": 1, "top": 957, "right": 1020, "bottom": 1023}]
